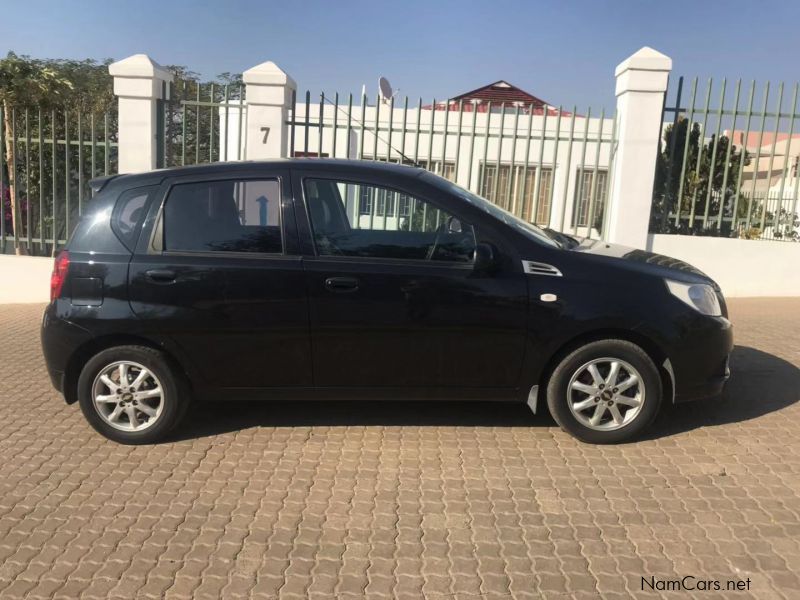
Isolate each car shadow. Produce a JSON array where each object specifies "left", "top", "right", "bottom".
[
  {"left": 168, "top": 345, "right": 798, "bottom": 443},
  {"left": 643, "top": 344, "right": 800, "bottom": 440}
]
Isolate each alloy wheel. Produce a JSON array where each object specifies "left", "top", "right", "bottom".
[
  {"left": 566, "top": 357, "right": 645, "bottom": 431},
  {"left": 91, "top": 361, "right": 164, "bottom": 432}
]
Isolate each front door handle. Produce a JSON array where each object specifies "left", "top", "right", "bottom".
[
  {"left": 324, "top": 276, "right": 359, "bottom": 293},
  {"left": 145, "top": 269, "right": 177, "bottom": 283}
]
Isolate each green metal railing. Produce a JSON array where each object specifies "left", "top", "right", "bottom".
[
  {"left": 654, "top": 76, "right": 800, "bottom": 241},
  {"left": 164, "top": 80, "right": 245, "bottom": 168},
  {"left": 1, "top": 104, "right": 117, "bottom": 255},
  {"left": 287, "top": 91, "right": 618, "bottom": 238}
]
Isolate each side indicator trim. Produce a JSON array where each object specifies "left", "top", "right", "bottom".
[{"left": 522, "top": 260, "right": 562, "bottom": 277}]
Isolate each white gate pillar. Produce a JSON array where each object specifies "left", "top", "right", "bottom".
[
  {"left": 605, "top": 47, "right": 672, "bottom": 248},
  {"left": 243, "top": 61, "right": 296, "bottom": 160},
  {"left": 109, "top": 54, "right": 172, "bottom": 173}
]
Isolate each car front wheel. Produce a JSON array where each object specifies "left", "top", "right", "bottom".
[
  {"left": 546, "top": 339, "right": 662, "bottom": 444},
  {"left": 77, "top": 345, "right": 188, "bottom": 444}
]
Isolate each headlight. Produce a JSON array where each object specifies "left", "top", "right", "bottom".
[{"left": 665, "top": 280, "right": 721, "bottom": 316}]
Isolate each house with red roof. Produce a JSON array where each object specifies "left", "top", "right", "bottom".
[{"left": 430, "top": 80, "right": 568, "bottom": 115}]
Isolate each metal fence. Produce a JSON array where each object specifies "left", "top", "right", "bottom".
[
  {"left": 1, "top": 104, "right": 117, "bottom": 255},
  {"left": 1, "top": 84, "right": 619, "bottom": 254},
  {"left": 286, "top": 91, "right": 618, "bottom": 239},
  {"left": 163, "top": 80, "right": 245, "bottom": 168},
  {"left": 653, "top": 76, "right": 800, "bottom": 241},
  {"left": 0, "top": 81, "right": 244, "bottom": 255}
]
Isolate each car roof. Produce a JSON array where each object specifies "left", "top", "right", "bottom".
[{"left": 95, "top": 158, "right": 428, "bottom": 190}]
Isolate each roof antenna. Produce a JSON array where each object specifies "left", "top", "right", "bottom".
[{"left": 319, "top": 83, "right": 420, "bottom": 167}]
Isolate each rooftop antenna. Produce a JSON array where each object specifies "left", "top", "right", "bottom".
[{"left": 318, "top": 80, "right": 418, "bottom": 166}]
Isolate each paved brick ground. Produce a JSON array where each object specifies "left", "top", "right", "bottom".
[{"left": 0, "top": 299, "right": 799, "bottom": 599}]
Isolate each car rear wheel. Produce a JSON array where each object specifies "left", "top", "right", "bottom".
[
  {"left": 77, "top": 345, "right": 188, "bottom": 444},
  {"left": 546, "top": 339, "right": 662, "bottom": 444}
]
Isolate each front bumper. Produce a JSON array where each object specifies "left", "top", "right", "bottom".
[
  {"left": 674, "top": 357, "right": 730, "bottom": 402},
  {"left": 671, "top": 316, "right": 734, "bottom": 403}
]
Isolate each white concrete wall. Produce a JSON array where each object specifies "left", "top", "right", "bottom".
[
  {"left": 219, "top": 104, "right": 247, "bottom": 161},
  {"left": 0, "top": 255, "right": 52, "bottom": 304},
  {"left": 647, "top": 234, "right": 800, "bottom": 297}
]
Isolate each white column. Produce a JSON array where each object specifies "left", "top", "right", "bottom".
[
  {"left": 108, "top": 54, "right": 172, "bottom": 173},
  {"left": 219, "top": 104, "right": 246, "bottom": 161},
  {"left": 605, "top": 47, "right": 672, "bottom": 248},
  {"left": 243, "top": 61, "right": 296, "bottom": 160}
]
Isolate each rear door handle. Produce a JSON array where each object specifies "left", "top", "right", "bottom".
[
  {"left": 145, "top": 269, "right": 177, "bottom": 283},
  {"left": 324, "top": 276, "right": 359, "bottom": 293}
]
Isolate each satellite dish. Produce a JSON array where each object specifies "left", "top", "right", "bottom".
[{"left": 378, "top": 76, "right": 393, "bottom": 103}]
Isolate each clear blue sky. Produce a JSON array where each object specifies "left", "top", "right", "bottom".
[{"left": 1, "top": 0, "right": 798, "bottom": 111}]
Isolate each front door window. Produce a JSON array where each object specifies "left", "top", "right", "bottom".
[{"left": 304, "top": 178, "right": 476, "bottom": 263}]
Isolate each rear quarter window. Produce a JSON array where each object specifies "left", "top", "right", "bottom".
[{"left": 112, "top": 186, "right": 157, "bottom": 250}]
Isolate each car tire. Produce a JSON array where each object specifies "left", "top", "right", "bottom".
[
  {"left": 77, "top": 345, "right": 189, "bottom": 444},
  {"left": 546, "top": 339, "right": 662, "bottom": 444}
]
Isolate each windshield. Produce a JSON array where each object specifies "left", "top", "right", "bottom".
[{"left": 421, "top": 173, "right": 561, "bottom": 249}]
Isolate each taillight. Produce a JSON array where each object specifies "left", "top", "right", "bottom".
[{"left": 50, "top": 251, "right": 70, "bottom": 302}]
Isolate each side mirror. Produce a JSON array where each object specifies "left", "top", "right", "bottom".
[{"left": 473, "top": 242, "right": 497, "bottom": 273}]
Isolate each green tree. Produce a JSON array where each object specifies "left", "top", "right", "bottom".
[
  {"left": 652, "top": 117, "right": 751, "bottom": 236},
  {"left": 0, "top": 52, "right": 73, "bottom": 253},
  {"left": 0, "top": 53, "right": 117, "bottom": 254}
]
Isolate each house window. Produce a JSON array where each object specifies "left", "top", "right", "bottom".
[
  {"left": 480, "top": 164, "right": 514, "bottom": 209},
  {"left": 375, "top": 188, "right": 396, "bottom": 217},
  {"left": 358, "top": 186, "right": 373, "bottom": 215},
  {"left": 437, "top": 162, "right": 456, "bottom": 181},
  {"left": 398, "top": 193, "right": 412, "bottom": 217},
  {"left": 479, "top": 164, "right": 553, "bottom": 224},
  {"left": 521, "top": 168, "right": 554, "bottom": 226},
  {"left": 573, "top": 169, "right": 608, "bottom": 228},
  {"left": 355, "top": 172, "right": 397, "bottom": 216}
]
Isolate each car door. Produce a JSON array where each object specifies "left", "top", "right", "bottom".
[
  {"left": 128, "top": 167, "right": 312, "bottom": 391},
  {"left": 293, "top": 168, "right": 528, "bottom": 392}
]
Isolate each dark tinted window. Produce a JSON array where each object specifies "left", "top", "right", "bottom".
[
  {"left": 164, "top": 179, "right": 282, "bottom": 253},
  {"left": 112, "top": 186, "right": 154, "bottom": 250},
  {"left": 304, "top": 178, "right": 475, "bottom": 263}
]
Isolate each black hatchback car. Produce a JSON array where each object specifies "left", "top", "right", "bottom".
[{"left": 41, "top": 159, "right": 732, "bottom": 444}]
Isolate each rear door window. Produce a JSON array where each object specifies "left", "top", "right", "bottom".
[{"left": 163, "top": 179, "right": 282, "bottom": 254}]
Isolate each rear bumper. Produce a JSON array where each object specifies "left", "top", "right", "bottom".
[
  {"left": 671, "top": 316, "right": 733, "bottom": 403},
  {"left": 41, "top": 302, "right": 92, "bottom": 399}
]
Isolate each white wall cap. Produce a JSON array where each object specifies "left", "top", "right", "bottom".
[
  {"left": 109, "top": 54, "right": 173, "bottom": 82},
  {"left": 615, "top": 47, "right": 672, "bottom": 77},
  {"left": 615, "top": 69, "right": 670, "bottom": 96},
  {"left": 243, "top": 61, "right": 297, "bottom": 88}
]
